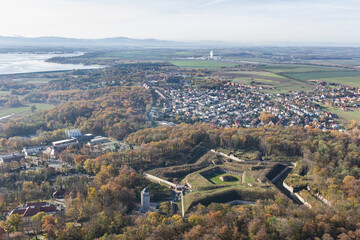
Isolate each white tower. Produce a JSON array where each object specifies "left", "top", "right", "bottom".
[
  {"left": 210, "top": 50, "right": 214, "bottom": 59},
  {"left": 141, "top": 188, "right": 150, "bottom": 212}
]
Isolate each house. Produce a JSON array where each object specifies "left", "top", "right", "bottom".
[
  {"left": 0, "top": 153, "right": 25, "bottom": 165},
  {"left": 8, "top": 202, "right": 58, "bottom": 223}
]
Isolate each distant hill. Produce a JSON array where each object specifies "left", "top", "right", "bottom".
[{"left": 0, "top": 36, "right": 239, "bottom": 48}]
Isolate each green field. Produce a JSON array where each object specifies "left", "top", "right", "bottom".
[
  {"left": 325, "top": 106, "right": 360, "bottom": 122},
  {"left": 0, "top": 103, "right": 55, "bottom": 117},
  {"left": 229, "top": 71, "right": 287, "bottom": 79},
  {"left": 309, "top": 59, "right": 360, "bottom": 66},
  {"left": 284, "top": 71, "right": 360, "bottom": 81},
  {"left": 266, "top": 67, "right": 343, "bottom": 73},
  {"left": 228, "top": 70, "right": 315, "bottom": 93},
  {"left": 318, "top": 76, "right": 360, "bottom": 88},
  {"left": 170, "top": 60, "right": 239, "bottom": 69}
]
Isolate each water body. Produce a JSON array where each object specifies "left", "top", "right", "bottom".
[{"left": 0, "top": 52, "right": 102, "bottom": 75}]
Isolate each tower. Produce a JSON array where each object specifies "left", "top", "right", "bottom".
[
  {"left": 141, "top": 188, "right": 150, "bottom": 212},
  {"left": 210, "top": 50, "right": 214, "bottom": 59}
]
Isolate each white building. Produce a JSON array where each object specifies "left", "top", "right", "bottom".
[
  {"left": 141, "top": 188, "right": 150, "bottom": 212},
  {"left": 65, "top": 129, "right": 82, "bottom": 138}
]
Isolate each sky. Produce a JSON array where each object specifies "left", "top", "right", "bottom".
[{"left": 0, "top": 0, "right": 359, "bottom": 44}]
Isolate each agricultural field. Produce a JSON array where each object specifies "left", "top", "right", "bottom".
[
  {"left": 283, "top": 71, "right": 360, "bottom": 81},
  {"left": 260, "top": 63, "right": 360, "bottom": 88},
  {"left": 224, "top": 70, "right": 314, "bottom": 93},
  {"left": 309, "top": 59, "right": 360, "bottom": 67},
  {"left": 170, "top": 60, "right": 239, "bottom": 69},
  {"left": 316, "top": 76, "right": 360, "bottom": 88}
]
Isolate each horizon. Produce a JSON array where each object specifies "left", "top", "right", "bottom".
[
  {"left": 0, "top": 0, "right": 359, "bottom": 45},
  {"left": 0, "top": 35, "right": 360, "bottom": 48}
]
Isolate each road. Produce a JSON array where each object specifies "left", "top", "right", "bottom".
[
  {"left": 210, "top": 149, "right": 245, "bottom": 162},
  {"left": 143, "top": 172, "right": 177, "bottom": 188}
]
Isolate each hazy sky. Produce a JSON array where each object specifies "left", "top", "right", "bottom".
[{"left": 0, "top": 0, "right": 359, "bottom": 43}]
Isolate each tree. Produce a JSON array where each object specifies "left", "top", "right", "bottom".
[
  {"left": 4, "top": 214, "right": 23, "bottom": 233},
  {"left": 31, "top": 105, "right": 37, "bottom": 113},
  {"left": 31, "top": 212, "right": 46, "bottom": 236},
  {"left": 42, "top": 215, "right": 57, "bottom": 239},
  {"left": 159, "top": 201, "right": 172, "bottom": 216},
  {"left": 259, "top": 112, "right": 276, "bottom": 124}
]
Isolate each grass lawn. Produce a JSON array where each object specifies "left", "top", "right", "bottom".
[
  {"left": 170, "top": 60, "right": 239, "bottom": 69},
  {"left": 0, "top": 103, "right": 55, "bottom": 117},
  {"left": 208, "top": 172, "right": 241, "bottom": 185}
]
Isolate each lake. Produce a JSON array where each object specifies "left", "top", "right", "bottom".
[{"left": 0, "top": 52, "right": 102, "bottom": 75}]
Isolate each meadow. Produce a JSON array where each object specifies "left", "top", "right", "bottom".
[{"left": 0, "top": 103, "right": 55, "bottom": 117}]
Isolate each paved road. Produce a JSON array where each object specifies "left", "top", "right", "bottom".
[
  {"left": 143, "top": 172, "right": 177, "bottom": 188},
  {"left": 210, "top": 149, "right": 245, "bottom": 162}
]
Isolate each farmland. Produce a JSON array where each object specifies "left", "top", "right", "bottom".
[
  {"left": 226, "top": 70, "right": 314, "bottom": 93},
  {"left": 170, "top": 60, "right": 239, "bottom": 69},
  {"left": 283, "top": 71, "right": 360, "bottom": 81},
  {"left": 316, "top": 76, "right": 360, "bottom": 88}
]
